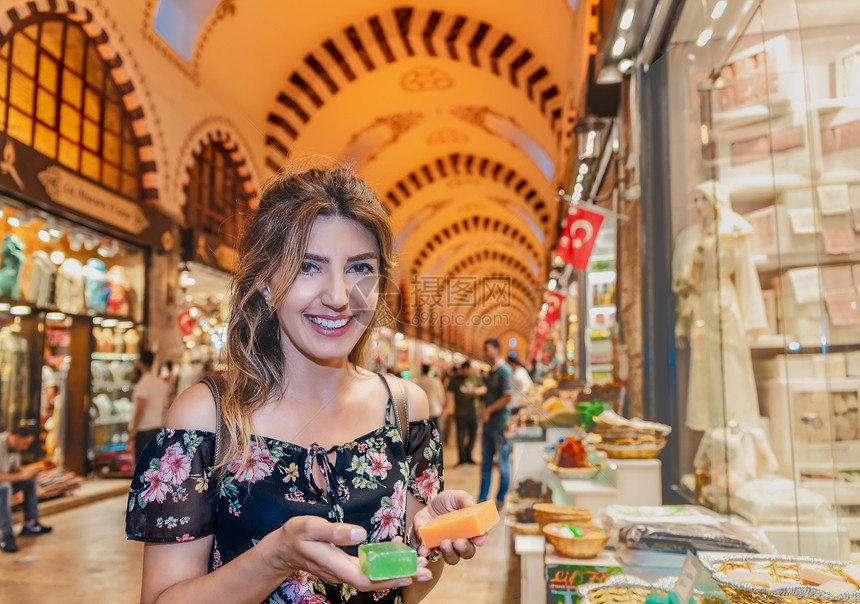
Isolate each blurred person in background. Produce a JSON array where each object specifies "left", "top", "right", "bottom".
[
  {"left": 445, "top": 362, "right": 485, "bottom": 466},
  {"left": 129, "top": 350, "right": 170, "bottom": 459},
  {"left": 479, "top": 340, "right": 513, "bottom": 509},
  {"left": 416, "top": 363, "right": 446, "bottom": 441},
  {"left": 507, "top": 355, "right": 534, "bottom": 414},
  {"left": 0, "top": 425, "right": 52, "bottom": 553}
]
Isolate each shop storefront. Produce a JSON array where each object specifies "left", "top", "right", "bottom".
[
  {"left": 0, "top": 136, "right": 174, "bottom": 476},
  {"left": 629, "top": 0, "right": 860, "bottom": 558}
]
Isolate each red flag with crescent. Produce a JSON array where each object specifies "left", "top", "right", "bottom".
[
  {"left": 545, "top": 290, "right": 564, "bottom": 324},
  {"left": 555, "top": 206, "right": 604, "bottom": 270},
  {"left": 531, "top": 318, "right": 551, "bottom": 359}
]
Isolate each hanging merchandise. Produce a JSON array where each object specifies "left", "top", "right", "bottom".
[
  {"left": 106, "top": 265, "right": 132, "bottom": 317},
  {"left": 83, "top": 258, "right": 108, "bottom": 313},
  {"left": 0, "top": 317, "right": 29, "bottom": 431},
  {"left": 0, "top": 233, "right": 26, "bottom": 298},
  {"left": 556, "top": 206, "right": 605, "bottom": 270},
  {"left": 56, "top": 258, "right": 85, "bottom": 314}
]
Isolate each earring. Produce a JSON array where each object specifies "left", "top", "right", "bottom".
[{"left": 264, "top": 294, "right": 271, "bottom": 304}]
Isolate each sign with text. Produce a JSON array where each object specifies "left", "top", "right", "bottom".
[{"left": 37, "top": 166, "right": 150, "bottom": 234}]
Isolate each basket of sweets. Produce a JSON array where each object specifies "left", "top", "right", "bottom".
[
  {"left": 699, "top": 554, "right": 860, "bottom": 604},
  {"left": 533, "top": 503, "right": 592, "bottom": 529},
  {"left": 542, "top": 522, "right": 609, "bottom": 559}
]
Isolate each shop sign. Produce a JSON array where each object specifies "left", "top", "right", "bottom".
[
  {"left": 37, "top": 166, "right": 149, "bottom": 234},
  {"left": 544, "top": 564, "right": 669, "bottom": 604},
  {"left": 545, "top": 565, "right": 622, "bottom": 603}
]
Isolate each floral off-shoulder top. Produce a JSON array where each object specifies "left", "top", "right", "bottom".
[{"left": 125, "top": 395, "right": 443, "bottom": 604}]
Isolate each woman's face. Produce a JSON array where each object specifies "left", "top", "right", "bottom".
[{"left": 270, "top": 216, "right": 380, "bottom": 364}]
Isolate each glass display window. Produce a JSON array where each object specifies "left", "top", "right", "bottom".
[
  {"left": 663, "top": 0, "right": 860, "bottom": 558},
  {"left": 0, "top": 195, "right": 146, "bottom": 322}
]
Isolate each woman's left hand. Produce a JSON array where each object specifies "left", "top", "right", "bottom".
[{"left": 411, "top": 490, "right": 488, "bottom": 565}]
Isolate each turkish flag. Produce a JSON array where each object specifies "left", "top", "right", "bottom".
[
  {"left": 545, "top": 290, "right": 564, "bottom": 324},
  {"left": 531, "top": 318, "right": 551, "bottom": 359},
  {"left": 178, "top": 309, "right": 194, "bottom": 338},
  {"left": 555, "top": 206, "right": 604, "bottom": 270}
]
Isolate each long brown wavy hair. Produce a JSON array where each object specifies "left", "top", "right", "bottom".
[{"left": 215, "top": 165, "right": 395, "bottom": 478}]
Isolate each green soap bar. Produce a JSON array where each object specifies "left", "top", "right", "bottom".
[
  {"left": 358, "top": 542, "right": 418, "bottom": 581},
  {"left": 645, "top": 594, "right": 669, "bottom": 604}
]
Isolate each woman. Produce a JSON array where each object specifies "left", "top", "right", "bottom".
[{"left": 126, "top": 166, "right": 484, "bottom": 603}]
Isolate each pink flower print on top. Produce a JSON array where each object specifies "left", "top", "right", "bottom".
[
  {"left": 366, "top": 450, "right": 392, "bottom": 479},
  {"left": 158, "top": 443, "right": 192, "bottom": 484},
  {"left": 391, "top": 480, "right": 406, "bottom": 516},
  {"left": 227, "top": 440, "right": 275, "bottom": 483},
  {"left": 414, "top": 467, "right": 441, "bottom": 502},
  {"left": 281, "top": 570, "right": 325, "bottom": 603},
  {"left": 140, "top": 468, "right": 173, "bottom": 504},
  {"left": 372, "top": 505, "right": 402, "bottom": 540}
]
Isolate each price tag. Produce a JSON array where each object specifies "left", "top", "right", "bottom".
[{"left": 675, "top": 551, "right": 704, "bottom": 604}]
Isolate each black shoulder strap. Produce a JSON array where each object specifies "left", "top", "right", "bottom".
[
  {"left": 198, "top": 375, "right": 228, "bottom": 466},
  {"left": 380, "top": 372, "right": 409, "bottom": 452}
]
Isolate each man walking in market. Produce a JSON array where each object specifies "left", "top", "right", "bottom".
[{"left": 478, "top": 338, "right": 514, "bottom": 510}]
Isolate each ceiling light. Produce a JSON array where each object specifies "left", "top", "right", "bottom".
[
  {"left": 46, "top": 312, "right": 66, "bottom": 321},
  {"left": 7, "top": 216, "right": 19, "bottom": 227},
  {"left": 612, "top": 38, "right": 626, "bottom": 57},
  {"left": 548, "top": 279, "right": 557, "bottom": 290},
  {"left": 576, "top": 174, "right": 584, "bottom": 183},
  {"left": 394, "top": 332, "right": 405, "bottom": 341},
  {"left": 10, "top": 305, "right": 31, "bottom": 315},
  {"left": 574, "top": 183, "right": 583, "bottom": 193},
  {"left": 700, "top": 124, "right": 710, "bottom": 145},
  {"left": 101, "top": 319, "right": 118, "bottom": 328},
  {"left": 618, "top": 58, "right": 634, "bottom": 73},
  {"left": 49, "top": 229, "right": 61, "bottom": 238},
  {"left": 572, "top": 191, "right": 582, "bottom": 201},
  {"left": 38, "top": 230, "right": 50, "bottom": 242},
  {"left": 697, "top": 29, "right": 713, "bottom": 47},
  {"left": 620, "top": 8, "right": 634, "bottom": 30},
  {"left": 50, "top": 251, "right": 64, "bottom": 265},
  {"left": 711, "top": 0, "right": 727, "bottom": 19},
  {"left": 579, "top": 164, "right": 589, "bottom": 175}
]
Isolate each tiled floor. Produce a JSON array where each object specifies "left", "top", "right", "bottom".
[{"left": 0, "top": 441, "right": 518, "bottom": 604}]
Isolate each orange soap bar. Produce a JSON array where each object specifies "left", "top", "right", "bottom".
[{"left": 419, "top": 501, "right": 500, "bottom": 548}]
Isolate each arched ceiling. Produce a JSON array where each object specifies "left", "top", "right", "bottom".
[{"left": 161, "top": 0, "right": 594, "bottom": 357}]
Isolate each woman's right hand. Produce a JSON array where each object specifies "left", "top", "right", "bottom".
[{"left": 266, "top": 516, "right": 432, "bottom": 592}]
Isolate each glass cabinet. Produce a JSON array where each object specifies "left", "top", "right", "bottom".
[{"left": 663, "top": 0, "right": 860, "bottom": 558}]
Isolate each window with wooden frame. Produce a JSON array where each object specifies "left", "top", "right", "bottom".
[
  {"left": 0, "top": 16, "right": 141, "bottom": 200},
  {"left": 185, "top": 141, "right": 251, "bottom": 247}
]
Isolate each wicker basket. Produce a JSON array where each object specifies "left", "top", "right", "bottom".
[
  {"left": 504, "top": 516, "right": 543, "bottom": 535},
  {"left": 699, "top": 553, "right": 860, "bottom": 604},
  {"left": 533, "top": 503, "right": 593, "bottom": 529},
  {"left": 546, "top": 462, "right": 603, "bottom": 478},
  {"left": 596, "top": 440, "right": 666, "bottom": 459},
  {"left": 542, "top": 522, "right": 609, "bottom": 559}
]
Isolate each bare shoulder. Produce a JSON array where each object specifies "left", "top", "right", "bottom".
[
  {"left": 401, "top": 379, "right": 430, "bottom": 421},
  {"left": 165, "top": 383, "right": 217, "bottom": 433}
]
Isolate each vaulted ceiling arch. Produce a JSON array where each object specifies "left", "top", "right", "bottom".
[
  {"left": 263, "top": 6, "right": 566, "bottom": 168},
  {"left": 382, "top": 153, "right": 557, "bottom": 237}
]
